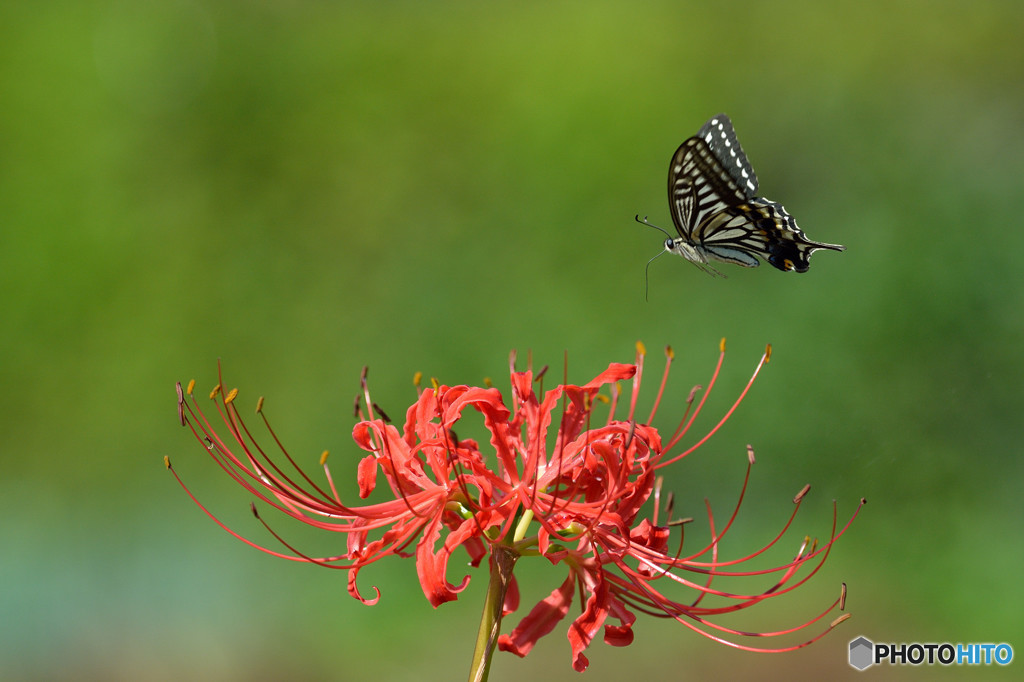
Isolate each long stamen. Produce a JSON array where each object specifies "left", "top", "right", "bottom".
[
  {"left": 646, "top": 345, "right": 674, "bottom": 425},
  {"left": 627, "top": 341, "right": 646, "bottom": 422},
  {"left": 661, "top": 342, "right": 770, "bottom": 464}
]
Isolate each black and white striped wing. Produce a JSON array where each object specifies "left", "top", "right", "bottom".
[
  {"left": 668, "top": 134, "right": 761, "bottom": 268},
  {"left": 667, "top": 114, "right": 845, "bottom": 272}
]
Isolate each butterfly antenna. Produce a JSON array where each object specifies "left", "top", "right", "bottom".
[
  {"left": 644, "top": 249, "right": 667, "bottom": 301},
  {"left": 636, "top": 214, "right": 673, "bottom": 301},
  {"left": 635, "top": 214, "right": 672, "bottom": 239}
]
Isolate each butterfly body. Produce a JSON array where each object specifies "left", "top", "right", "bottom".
[{"left": 662, "top": 114, "right": 844, "bottom": 273}]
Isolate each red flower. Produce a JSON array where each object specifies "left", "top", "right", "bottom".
[{"left": 169, "top": 341, "right": 863, "bottom": 674}]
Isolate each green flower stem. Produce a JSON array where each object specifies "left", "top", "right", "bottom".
[{"left": 468, "top": 544, "right": 519, "bottom": 682}]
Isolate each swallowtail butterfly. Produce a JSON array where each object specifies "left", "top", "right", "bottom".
[{"left": 639, "top": 114, "right": 844, "bottom": 276}]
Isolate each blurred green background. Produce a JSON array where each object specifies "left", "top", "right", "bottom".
[{"left": 2, "top": 1, "right": 1021, "bottom": 680}]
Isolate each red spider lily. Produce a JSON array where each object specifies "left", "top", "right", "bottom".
[{"left": 168, "top": 340, "right": 864, "bottom": 677}]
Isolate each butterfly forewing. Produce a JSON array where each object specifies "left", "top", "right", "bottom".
[
  {"left": 697, "top": 114, "right": 758, "bottom": 197},
  {"left": 668, "top": 138, "right": 748, "bottom": 243}
]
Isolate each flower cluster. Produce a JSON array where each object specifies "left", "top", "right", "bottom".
[{"left": 168, "top": 341, "right": 863, "bottom": 673}]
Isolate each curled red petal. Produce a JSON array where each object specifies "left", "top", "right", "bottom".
[
  {"left": 403, "top": 387, "right": 440, "bottom": 446},
  {"left": 356, "top": 455, "right": 377, "bottom": 499},
  {"left": 604, "top": 623, "right": 634, "bottom": 648},
  {"left": 415, "top": 512, "right": 471, "bottom": 607},
  {"left": 498, "top": 572, "right": 575, "bottom": 657},
  {"left": 582, "top": 362, "right": 637, "bottom": 389},
  {"left": 603, "top": 598, "right": 637, "bottom": 647},
  {"left": 442, "top": 386, "right": 512, "bottom": 433},
  {"left": 568, "top": 574, "right": 609, "bottom": 672},
  {"left": 347, "top": 564, "right": 380, "bottom": 606},
  {"left": 503, "top": 574, "right": 521, "bottom": 617},
  {"left": 351, "top": 422, "right": 375, "bottom": 450},
  {"left": 509, "top": 371, "right": 536, "bottom": 404}
]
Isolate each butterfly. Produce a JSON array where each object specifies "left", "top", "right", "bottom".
[{"left": 638, "top": 114, "right": 845, "bottom": 278}]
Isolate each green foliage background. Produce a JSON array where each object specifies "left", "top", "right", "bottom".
[{"left": 2, "top": 1, "right": 1021, "bottom": 680}]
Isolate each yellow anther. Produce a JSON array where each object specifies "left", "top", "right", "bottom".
[
  {"left": 255, "top": 396, "right": 264, "bottom": 414},
  {"left": 209, "top": 384, "right": 221, "bottom": 400},
  {"left": 635, "top": 340, "right": 647, "bottom": 356},
  {"left": 320, "top": 450, "right": 330, "bottom": 466},
  {"left": 164, "top": 455, "right": 171, "bottom": 468},
  {"left": 665, "top": 345, "right": 674, "bottom": 359},
  {"left": 484, "top": 377, "right": 493, "bottom": 388},
  {"left": 186, "top": 379, "right": 195, "bottom": 395},
  {"left": 413, "top": 371, "right": 422, "bottom": 387},
  {"left": 225, "top": 388, "right": 238, "bottom": 404},
  {"left": 765, "top": 343, "right": 772, "bottom": 362},
  {"left": 719, "top": 337, "right": 727, "bottom": 352},
  {"left": 830, "top": 613, "right": 852, "bottom": 628},
  {"left": 431, "top": 377, "right": 439, "bottom": 391}
]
